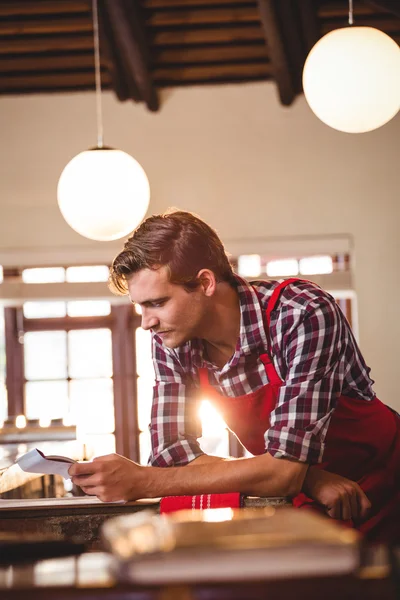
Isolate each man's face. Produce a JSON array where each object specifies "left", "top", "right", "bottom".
[{"left": 127, "top": 266, "right": 208, "bottom": 348}]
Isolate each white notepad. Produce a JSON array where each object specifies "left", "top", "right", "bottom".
[{"left": 17, "top": 448, "right": 77, "bottom": 480}]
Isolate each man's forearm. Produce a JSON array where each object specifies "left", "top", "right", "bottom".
[{"left": 141, "top": 453, "right": 308, "bottom": 499}]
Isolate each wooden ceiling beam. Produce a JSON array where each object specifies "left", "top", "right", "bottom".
[
  {"left": 144, "top": 0, "right": 255, "bottom": 7},
  {"left": 146, "top": 7, "right": 260, "bottom": 27},
  {"left": 0, "top": 83, "right": 112, "bottom": 96},
  {"left": 318, "top": 2, "right": 376, "bottom": 18},
  {"left": 97, "top": 0, "right": 140, "bottom": 103},
  {"left": 257, "top": 0, "right": 319, "bottom": 105},
  {"left": 153, "top": 44, "right": 268, "bottom": 65},
  {"left": 0, "top": 70, "right": 111, "bottom": 92},
  {"left": 0, "top": 17, "right": 92, "bottom": 36},
  {"left": 257, "top": 0, "right": 295, "bottom": 105},
  {"left": 0, "top": 35, "right": 94, "bottom": 55},
  {"left": 366, "top": 1, "right": 400, "bottom": 19},
  {"left": 152, "top": 25, "right": 264, "bottom": 46},
  {"left": 0, "top": 53, "right": 108, "bottom": 73},
  {"left": 298, "top": 0, "right": 320, "bottom": 55},
  {"left": 153, "top": 61, "right": 271, "bottom": 84},
  {"left": 0, "top": 1, "right": 91, "bottom": 17},
  {"left": 321, "top": 18, "right": 400, "bottom": 34},
  {"left": 102, "top": 0, "right": 159, "bottom": 111}
]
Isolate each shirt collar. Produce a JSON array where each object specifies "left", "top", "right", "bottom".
[{"left": 233, "top": 274, "right": 269, "bottom": 356}]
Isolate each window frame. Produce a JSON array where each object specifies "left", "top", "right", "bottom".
[{"left": 4, "top": 304, "right": 142, "bottom": 462}]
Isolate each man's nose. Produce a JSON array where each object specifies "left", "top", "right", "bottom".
[{"left": 141, "top": 310, "right": 159, "bottom": 331}]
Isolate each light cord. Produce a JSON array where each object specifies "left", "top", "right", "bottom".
[
  {"left": 348, "top": 0, "right": 354, "bottom": 25},
  {"left": 92, "top": 0, "right": 104, "bottom": 148}
]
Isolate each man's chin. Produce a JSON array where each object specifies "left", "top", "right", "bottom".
[{"left": 160, "top": 332, "right": 186, "bottom": 349}]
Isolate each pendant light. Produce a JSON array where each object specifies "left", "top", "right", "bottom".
[
  {"left": 302, "top": 0, "right": 400, "bottom": 134},
  {"left": 57, "top": 0, "right": 150, "bottom": 241}
]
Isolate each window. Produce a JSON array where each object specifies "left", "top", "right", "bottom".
[
  {"left": 21, "top": 265, "right": 110, "bottom": 284},
  {"left": 0, "top": 307, "right": 7, "bottom": 423},
  {"left": 238, "top": 252, "right": 355, "bottom": 329},
  {"left": 22, "top": 303, "right": 115, "bottom": 458},
  {"left": 135, "top": 328, "right": 154, "bottom": 464}
]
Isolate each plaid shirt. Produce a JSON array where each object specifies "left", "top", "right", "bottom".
[{"left": 150, "top": 276, "right": 375, "bottom": 466}]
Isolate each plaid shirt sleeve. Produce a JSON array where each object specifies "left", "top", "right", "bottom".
[
  {"left": 266, "top": 293, "right": 346, "bottom": 464},
  {"left": 149, "top": 334, "right": 203, "bottom": 467}
]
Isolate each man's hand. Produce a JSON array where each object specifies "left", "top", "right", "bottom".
[
  {"left": 303, "top": 466, "right": 371, "bottom": 521},
  {"left": 69, "top": 454, "right": 148, "bottom": 503}
]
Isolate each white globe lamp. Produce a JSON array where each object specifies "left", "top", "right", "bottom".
[
  {"left": 303, "top": 27, "right": 400, "bottom": 133},
  {"left": 57, "top": 0, "right": 151, "bottom": 241},
  {"left": 57, "top": 147, "right": 150, "bottom": 241}
]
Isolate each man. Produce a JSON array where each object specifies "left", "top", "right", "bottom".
[{"left": 70, "top": 211, "right": 399, "bottom": 542}]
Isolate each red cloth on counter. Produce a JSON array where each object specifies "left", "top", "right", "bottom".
[{"left": 160, "top": 493, "right": 243, "bottom": 514}]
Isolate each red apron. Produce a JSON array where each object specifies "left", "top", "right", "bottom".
[{"left": 199, "top": 279, "right": 400, "bottom": 543}]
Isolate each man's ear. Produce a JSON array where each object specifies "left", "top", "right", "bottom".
[{"left": 196, "top": 269, "right": 217, "bottom": 297}]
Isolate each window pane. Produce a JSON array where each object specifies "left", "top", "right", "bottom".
[
  {"left": 238, "top": 255, "right": 261, "bottom": 277},
  {"left": 66, "top": 265, "right": 109, "bottom": 283},
  {"left": 299, "top": 256, "right": 333, "bottom": 275},
  {"left": 135, "top": 328, "right": 154, "bottom": 379},
  {"left": 137, "top": 377, "right": 153, "bottom": 432},
  {"left": 139, "top": 430, "right": 151, "bottom": 465},
  {"left": 0, "top": 307, "right": 6, "bottom": 421},
  {"left": 25, "top": 380, "right": 69, "bottom": 420},
  {"left": 23, "top": 301, "right": 67, "bottom": 319},
  {"left": 266, "top": 259, "right": 299, "bottom": 277},
  {"left": 70, "top": 378, "right": 114, "bottom": 435},
  {"left": 22, "top": 267, "right": 65, "bottom": 283},
  {"left": 24, "top": 331, "right": 67, "bottom": 380},
  {"left": 67, "top": 301, "right": 111, "bottom": 317},
  {"left": 84, "top": 434, "right": 116, "bottom": 459},
  {"left": 68, "top": 329, "right": 112, "bottom": 378}
]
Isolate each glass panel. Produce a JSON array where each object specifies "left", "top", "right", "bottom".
[
  {"left": 198, "top": 400, "right": 230, "bottom": 458},
  {"left": 139, "top": 430, "right": 151, "bottom": 465},
  {"left": 24, "top": 331, "right": 67, "bottom": 380},
  {"left": 22, "top": 267, "right": 65, "bottom": 283},
  {"left": 135, "top": 328, "right": 154, "bottom": 379},
  {"left": 299, "top": 255, "right": 333, "bottom": 275},
  {"left": 67, "top": 300, "right": 111, "bottom": 317},
  {"left": 199, "top": 429, "right": 230, "bottom": 458},
  {"left": 68, "top": 329, "right": 112, "bottom": 378},
  {"left": 137, "top": 377, "right": 153, "bottom": 432},
  {"left": 84, "top": 434, "right": 116, "bottom": 459},
  {"left": 0, "top": 383, "right": 7, "bottom": 424},
  {"left": 238, "top": 255, "right": 261, "bottom": 277},
  {"left": 66, "top": 265, "right": 109, "bottom": 283},
  {"left": 25, "top": 380, "right": 69, "bottom": 420},
  {"left": 15, "top": 415, "right": 26, "bottom": 428},
  {"left": 0, "top": 307, "right": 6, "bottom": 421},
  {"left": 266, "top": 259, "right": 299, "bottom": 277},
  {"left": 69, "top": 378, "right": 114, "bottom": 435},
  {"left": 23, "top": 301, "right": 67, "bottom": 319}
]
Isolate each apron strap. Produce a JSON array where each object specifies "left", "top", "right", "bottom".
[
  {"left": 198, "top": 366, "right": 211, "bottom": 389},
  {"left": 265, "top": 277, "right": 300, "bottom": 328}
]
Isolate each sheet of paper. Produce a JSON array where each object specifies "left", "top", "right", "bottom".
[{"left": 17, "top": 448, "right": 75, "bottom": 480}]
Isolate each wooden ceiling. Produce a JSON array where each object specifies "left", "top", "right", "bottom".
[{"left": 0, "top": 0, "right": 399, "bottom": 111}]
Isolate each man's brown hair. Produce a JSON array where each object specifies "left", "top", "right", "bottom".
[{"left": 109, "top": 210, "right": 234, "bottom": 295}]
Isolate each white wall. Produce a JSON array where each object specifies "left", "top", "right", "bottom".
[{"left": 0, "top": 83, "right": 399, "bottom": 408}]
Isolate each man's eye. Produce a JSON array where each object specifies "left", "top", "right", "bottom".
[{"left": 152, "top": 301, "right": 164, "bottom": 308}]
